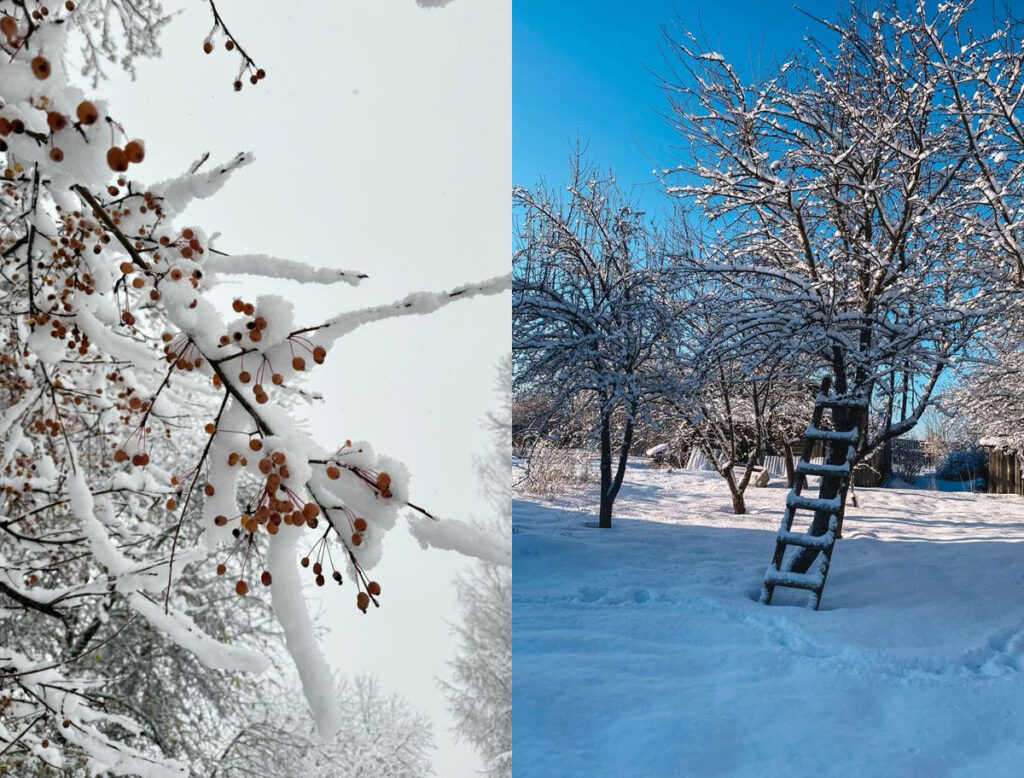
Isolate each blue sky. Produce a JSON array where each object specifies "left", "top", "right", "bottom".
[
  {"left": 514, "top": 0, "right": 826, "bottom": 207},
  {"left": 514, "top": 0, "right": 1021, "bottom": 206}
]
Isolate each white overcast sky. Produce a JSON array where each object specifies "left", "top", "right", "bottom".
[{"left": 97, "top": 1, "right": 510, "bottom": 774}]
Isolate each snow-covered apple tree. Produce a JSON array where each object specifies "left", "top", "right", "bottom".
[
  {"left": 0, "top": 1, "right": 508, "bottom": 773},
  {"left": 664, "top": 0, "right": 1007, "bottom": 489},
  {"left": 513, "top": 156, "right": 680, "bottom": 528}
]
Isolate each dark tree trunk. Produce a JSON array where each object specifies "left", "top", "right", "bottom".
[
  {"left": 782, "top": 439, "right": 797, "bottom": 489},
  {"left": 725, "top": 469, "right": 746, "bottom": 514},
  {"left": 789, "top": 362, "right": 858, "bottom": 574},
  {"left": 597, "top": 402, "right": 636, "bottom": 528}
]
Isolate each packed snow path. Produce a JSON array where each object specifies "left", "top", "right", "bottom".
[{"left": 513, "top": 463, "right": 1024, "bottom": 777}]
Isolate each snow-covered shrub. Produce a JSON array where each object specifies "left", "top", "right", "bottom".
[
  {"left": 892, "top": 443, "right": 927, "bottom": 484},
  {"left": 936, "top": 449, "right": 988, "bottom": 481},
  {"left": 520, "top": 442, "right": 592, "bottom": 496}
]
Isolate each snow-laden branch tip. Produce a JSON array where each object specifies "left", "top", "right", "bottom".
[
  {"left": 203, "top": 252, "right": 368, "bottom": 287},
  {"left": 407, "top": 515, "right": 511, "bottom": 567},
  {"left": 309, "top": 273, "right": 512, "bottom": 340}
]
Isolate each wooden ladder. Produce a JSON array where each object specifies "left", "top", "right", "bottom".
[{"left": 760, "top": 379, "right": 865, "bottom": 610}]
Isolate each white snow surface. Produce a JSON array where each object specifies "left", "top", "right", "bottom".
[{"left": 514, "top": 460, "right": 1024, "bottom": 777}]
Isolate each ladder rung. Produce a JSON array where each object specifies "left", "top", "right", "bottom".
[
  {"left": 763, "top": 566, "right": 825, "bottom": 591},
  {"left": 787, "top": 493, "right": 842, "bottom": 513},
  {"left": 814, "top": 394, "right": 866, "bottom": 408},
  {"left": 776, "top": 529, "right": 834, "bottom": 549},
  {"left": 796, "top": 460, "right": 850, "bottom": 477},
  {"left": 804, "top": 425, "right": 859, "bottom": 443}
]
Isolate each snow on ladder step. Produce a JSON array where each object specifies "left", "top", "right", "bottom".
[
  {"left": 795, "top": 460, "right": 850, "bottom": 477},
  {"left": 786, "top": 493, "right": 842, "bottom": 513},
  {"left": 774, "top": 529, "right": 835, "bottom": 549},
  {"left": 763, "top": 566, "right": 826, "bottom": 592},
  {"left": 803, "top": 425, "right": 859, "bottom": 443},
  {"left": 814, "top": 393, "right": 867, "bottom": 408}
]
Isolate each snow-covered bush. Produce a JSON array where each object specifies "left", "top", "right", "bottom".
[
  {"left": 936, "top": 449, "right": 988, "bottom": 482},
  {"left": 520, "top": 442, "right": 592, "bottom": 496},
  {"left": 0, "top": 3, "right": 507, "bottom": 773}
]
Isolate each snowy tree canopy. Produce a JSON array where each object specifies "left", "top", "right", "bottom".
[
  {"left": 664, "top": 0, "right": 1015, "bottom": 454},
  {"left": 513, "top": 156, "right": 683, "bottom": 526}
]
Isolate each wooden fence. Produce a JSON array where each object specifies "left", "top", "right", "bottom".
[{"left": 987, "top": 448, "right": 1024, "bottom": 495}]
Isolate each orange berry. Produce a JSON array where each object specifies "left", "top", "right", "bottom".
[
  {"left": 235, "top": 580, "right": 248, "bottom": 596},
  {"left": 166, "top": 498, "right": 176, "bottom": 510},
  {"left": 367, "top": 581, "right": 381, "bottom": 596},
  {"left": 48, "top": 147, "right": 63, "bottom": 162},
  {"left": 113, "top": 449, "right": 127, "bottom": 463},
  {"left": 238, "top": 371, "right": 251, "bottom": 384},
  {"left": 204, "top": 423, "right": 216, "bottom": 434},
  {"left": 203, "top": 40, "right": 213, "bottom": 54},
  {"left": 261, "top": 570, "right": 272, "bottom": 586},
  {"left": 31, "top": 56, "right": 50, "bottom": 79},
  {"left": 302, "top": 503, "right": 319, "bottom": 520},
  {"left": 232, "top": 299, "right": 244, "bottom": 312},
  {"left": 0, "top": 17, "right": 17, "bottom": 38},
  {"left": 271, "top": 373, "right": 283, "bottom": 385},
  {"left": 376, "top": 472, "right": 391, "bottom": 492},
  {"left": 214, "top": 515, "right": 228, "bottom": 526},
  {"left": 353, "top": 518, "right": 367, "bottom": 532},
  {"left": 313, "top": 346, "right": 326, "bottom": 364},
  {"left": 106, "top": 146, "right": 128, "bottom": 172},
  {"left": 249, "top": 438, "right": 262, "bottom": 451},
  {"left": 292, "top": 356, "right": 305, "bottom": 371},
  {"left": 300, "top": 556, "right": 310, "bottom": 567},
  {"left": 46, "top": 111, "right": 67, "bottom": 131},
  {"left": 225, "top": 39, "right": 235, "bottom": 51},
  {"left": 76, "top": 100, "right": 98, "bottom": 124},
  {"left": 204, "top": 483, "right": 215, "bottom": 496},
  {"left": 357, "top": 592, "right": 370, "bottom": 611},
  {"left": 351, "top": 533, "right": 363, "bottom": 546},
  {"left": 121, "top": 311, "right": 135, "bottom": 325},
  {"left": 216, "top": 563, "right": 226, "bottom": 575},
  {"left": 124, "top": 140, "right": 144, "bottom": 163},
  {"left": 326, "top": 465, "right": 340, "bottom": 480}
]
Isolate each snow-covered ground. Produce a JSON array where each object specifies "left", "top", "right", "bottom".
[{"left": 513, "top": 460, "right": 1024, "bottom": 777}]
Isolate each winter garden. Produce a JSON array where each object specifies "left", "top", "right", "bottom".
[
  {"left": 514, "top": 2, "right": 1024, "bottom": 776},
  {"left": 0, "top": 0, "right": 510, "bottom": 776}
]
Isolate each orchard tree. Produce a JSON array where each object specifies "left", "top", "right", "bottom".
[
  {"left": 664, "top": 0, "right": 1005, "bottom": 520},
  {"left": 0, "top": 1, "right": 508, "bottom": 773},
  {"left": 513, "top": 156, "right": 680, "bottom": 528}
]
